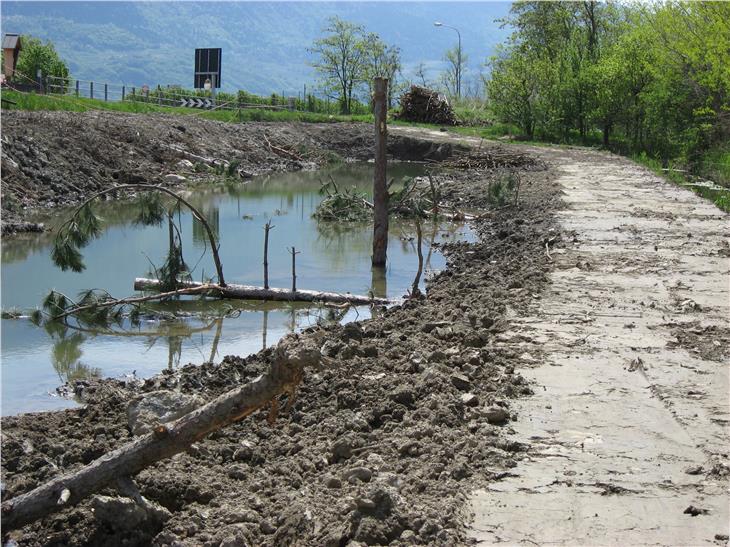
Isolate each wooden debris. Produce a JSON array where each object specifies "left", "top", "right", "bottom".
[
  {"left": 0, "top": 334, "right": 322, "bottom": 531},
  {"left": 396, "top": 86, "right": 457, "bottom": 126},
  {"left": 133, "top": 278, "right": 390, "bottom": 306},
  {"left": 444, "top": 148, "right": 536, "bottom": 170}
]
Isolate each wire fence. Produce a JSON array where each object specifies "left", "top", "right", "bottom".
[{"left": 40, "top": 75, "right": 358, "bottom": 115}]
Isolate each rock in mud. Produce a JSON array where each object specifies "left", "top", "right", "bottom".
[
  {"left": 90, "top": 495, "right": 169, "bottom": 531},
  {"left": 344, "top": 466, "right": 373, "bottom": 483},
  {"left": 484, "top": 406, "right": 510, "bottom": 425},
  {"left": 324, "top": 475, "right": 342, "bottom": 489},
  {"left": 342, "top": 322, "right": 364, "bottom": 341},
  {"left": 127, "top": 390, "right": 205, "bottom": 435},
  {"left": 461, "top": 393, "right": 480, "bottom": 407},
  {"left": 92, "top": 495, "right": 144, "bottom": 529},
  {"left": 683, "top": 505, "right": 709, "bottom": 516},
  {"left": 451, "top": 373, "right": 471, "bottom": 391},
  {"left": 349, "top": 486, "right": 403, "bottom": 544},
  {"left": 330, "top": 436, "right": 354, "bottom": 462}
]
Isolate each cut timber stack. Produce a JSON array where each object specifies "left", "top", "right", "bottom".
[{"left": 396, "top": 86, "right": 457, "bottom": 126}]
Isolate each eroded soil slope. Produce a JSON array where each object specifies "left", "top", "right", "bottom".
[{"left": 1, "top": 111, "right": 462, "bottom": 234}]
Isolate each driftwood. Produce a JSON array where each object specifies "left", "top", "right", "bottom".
[
  {"left": 133, "top": 278, "right": 390, "bottom": 306},
  {"left": 1, "top": 334, "right": 322, "bottom": 531}
]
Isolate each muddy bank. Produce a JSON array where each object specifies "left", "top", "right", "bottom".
[
  {"left": 1, "top": 128, "right": 558, "bottom": 546},
  {"left": 1, "top": 112, "right": 467, "bottom": 235}
]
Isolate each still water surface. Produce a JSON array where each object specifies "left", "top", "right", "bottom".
[{"left": 1, "top": 163, "right": 469, "bottom": 415}]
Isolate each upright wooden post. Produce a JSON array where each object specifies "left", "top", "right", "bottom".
[
  {"left": 75, "top": 80, "right": 79, "bottom": 97},
  {"left": 104, "top": 83, "right": 108, "bottom": 102},
  {"left": 263, "top": 220, "right": 274, "bottom": 289},
  {"left": 289, "top": 247, "right": 300, "bottom": 292},
  {"left": 372, "top": 77, "right": 389, "bottom": 267},
  {"left": 90, "top": 81, "right": 94, "bottom": 100},
  {"left": 122, "top": 85, "right": 126, "bottom": 101}
]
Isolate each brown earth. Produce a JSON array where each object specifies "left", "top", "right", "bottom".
[
  {"left": 1, "top": 113, "right": 554, "bottom": 546},
  {"left": 6, "top": 116, "right": 724, "bottom": 547},
  {"left": 0, "top": 111, "right": 465, "bottom": 234}
]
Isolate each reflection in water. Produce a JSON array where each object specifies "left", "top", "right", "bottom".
[
  {"left": 1, "top": 162, "right": 470, "bottom": 415},
  {"left": 371, "top": 266, "right": 387, "bottom": 298},
  {"left": 208, "top": 318, "right": 223, "bottom": 363},
  {"left": 192, "top": 207, "right": 220, "bottom": 249},
  {"left": 262, "top": 309, "right": 269, "bottom": 351},
  {"left": 49, "top": 327, "right": 101, "bottom": 384}
]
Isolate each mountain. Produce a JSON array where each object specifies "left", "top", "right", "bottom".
[{"left": 1, "top": 1, "right": 511, "bottom": 96}]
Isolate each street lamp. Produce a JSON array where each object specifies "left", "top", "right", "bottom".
[{"left": 434, "top": 21, "right": 462, "bottom": 99}]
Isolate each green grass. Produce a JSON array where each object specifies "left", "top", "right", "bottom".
[
  {"left": 0, "top": 90, "right": 373, "bottom": 123},
  {"left": 631, "top": 152, "right": 730, "bottom": 213}
]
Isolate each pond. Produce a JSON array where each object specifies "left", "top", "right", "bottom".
[{"left": 1, "top": 163, "right": 471, "bottom": 416}]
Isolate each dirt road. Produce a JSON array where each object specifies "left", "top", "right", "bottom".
[{"left": 460, "top": 144, "right": 729, "bottom": 545}]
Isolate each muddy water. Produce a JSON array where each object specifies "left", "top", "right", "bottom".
[{"left": 1, "top": 163, "right": 470, "bottom": 415}]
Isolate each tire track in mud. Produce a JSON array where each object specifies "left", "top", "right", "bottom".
[{"left": 465, "top": 147, "right": 730, "bottom": 546}]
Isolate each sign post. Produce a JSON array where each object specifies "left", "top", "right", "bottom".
[{"left": 195, "top": 48, "right": 222, "bottom": 105}]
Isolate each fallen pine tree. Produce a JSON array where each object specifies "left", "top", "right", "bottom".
[
  {"left": 0, "top": 334, "right": 325, "bottom": 531},
  {"left": 133, "top": 278, "right": 390, "bottom": 306}
]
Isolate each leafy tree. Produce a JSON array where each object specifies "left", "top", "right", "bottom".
[
  {"left": 309, "top": 17, "right": 367, "bottom": 114},
  {"left": 486, "top": 48, "right": 540, "bottom": 138},
  {"left": 485, "top": 0, "right": 729, "bottom": 172},
  {"left": 310, "top": 17, "right": 402, "bottom": 113},
  {"left": 362, "top": 32, "right": 401, "bottom": 107},
  {"left": 15, "top": 35, "right": 70, "bottom": 83}
]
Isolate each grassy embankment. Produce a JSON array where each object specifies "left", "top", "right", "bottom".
[
  {"left": 0, "top": 89, "right": 372, "bottom": 123},
  {"left": 445, "top": 102, "right": 730, "bottom": 213}
]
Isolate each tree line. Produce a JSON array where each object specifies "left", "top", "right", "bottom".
[
  {"left": 485, "top": 1, "right": 729, "bottom": 167},
  {"left": 309, "top": 16, "right": 402, "bottom": 114}
]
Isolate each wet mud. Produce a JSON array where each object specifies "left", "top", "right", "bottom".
[{"left": 1, "top": 115, "right": 558, "bottom": 545}]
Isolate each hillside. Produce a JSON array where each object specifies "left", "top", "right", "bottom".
[{"left": 1, "top": 1, "right": 511, "bottom": 95}]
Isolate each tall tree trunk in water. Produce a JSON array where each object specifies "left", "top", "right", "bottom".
[{"left": 372, "top": 77, "right": 389, "bottom": 267}]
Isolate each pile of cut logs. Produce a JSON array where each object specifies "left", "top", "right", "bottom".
[{"left": 396, "top": 86, "right": 457, "bottom": 126}]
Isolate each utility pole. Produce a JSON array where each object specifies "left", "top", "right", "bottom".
[{"left": 372, "top": 77, "right": 389, "bottom": 267}]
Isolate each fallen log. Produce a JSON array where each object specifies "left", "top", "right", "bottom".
[
  {"left": 133, "top": 278, "right": 390, "bottom": 306},
  {"left": 1, "top": 334, "right": 321, "bottom": 531}
]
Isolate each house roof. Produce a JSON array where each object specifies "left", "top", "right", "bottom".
[{"left": 2, "top": 34, "right": 21, "bottom": 50}]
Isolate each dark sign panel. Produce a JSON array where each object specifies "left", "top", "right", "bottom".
[{"left": 194, "top": 48, "right": 222, "bottom": 88}]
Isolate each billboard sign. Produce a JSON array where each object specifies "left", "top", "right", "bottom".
[{"left": 194, "top": 48, "right": 222, "bottom": 89}]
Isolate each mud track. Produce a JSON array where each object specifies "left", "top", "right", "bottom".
[{"left": 466, "top": 143, "right": 729, "bottom": 545}]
